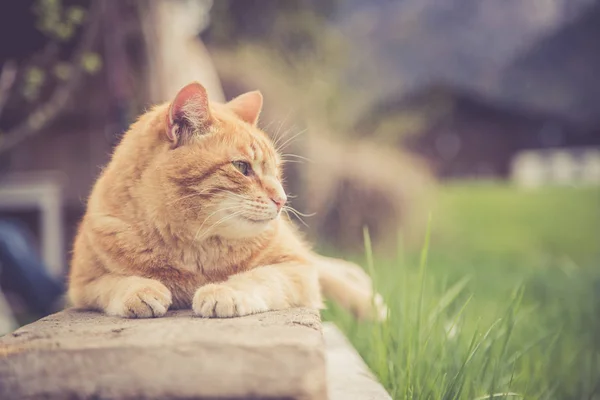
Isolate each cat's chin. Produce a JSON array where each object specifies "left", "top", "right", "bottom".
[{"left": 216, "top": 216, "right": 275, "bottom": 240}]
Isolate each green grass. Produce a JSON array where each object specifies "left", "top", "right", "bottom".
[
  {"left": 433, "top": 183, "right": 600, "bottom": 265},
  {"left": 323, "top": 184, "right": 600, "bottom": 400}
]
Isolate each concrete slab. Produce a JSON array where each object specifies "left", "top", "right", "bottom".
[
  {"left": 323, "top": 322, "right": 391, "bottom": 400},
  {"left": 0, "top": 308, "right": 326, "bottom": 400}
]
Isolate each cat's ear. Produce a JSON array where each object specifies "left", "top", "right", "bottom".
[
  {"left": 166, "top": 82, "right": 212, "bottom": 146},
  {"left": 227, "top": 91, "right": 263, "bottom": 126}
]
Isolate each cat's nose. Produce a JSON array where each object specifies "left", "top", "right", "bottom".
[{"left": 270, "top": 195, "right": 287, "bottom": 211}]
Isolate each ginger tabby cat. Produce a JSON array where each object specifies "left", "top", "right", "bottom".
[{"left": 68, "top": 82, "right": 386, "bottom": 319}]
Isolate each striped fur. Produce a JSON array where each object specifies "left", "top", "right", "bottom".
[{"left": 68, "top": 82, "right": 386, "bottom": 320}]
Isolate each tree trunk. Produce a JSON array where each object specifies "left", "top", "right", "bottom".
[{"left": 137, "top": 0, "right": 225, "bottom": 104}]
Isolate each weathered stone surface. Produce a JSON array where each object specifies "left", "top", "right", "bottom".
[
  {"left": 0, "top": 308, "right": 326, "bottom": 400},
  {"left": 323, "top": 323, "right": 391, "bottom": 400}
]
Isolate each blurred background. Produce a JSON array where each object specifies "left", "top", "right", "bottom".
[{"left": 0, "top": 1, "right": 599, "bottom": 398}]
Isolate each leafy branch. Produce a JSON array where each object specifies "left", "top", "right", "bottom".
[{"left": 0, "top": 0, "right": 101, "bottom": 155}]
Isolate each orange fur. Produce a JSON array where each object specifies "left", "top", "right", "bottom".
[{"left": 68, "top": 82, "right": 385, "bottom": 319}]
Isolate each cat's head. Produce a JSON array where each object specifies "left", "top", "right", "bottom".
[{"left": 146, "top": 82, "right": 286, "bottom": 241}]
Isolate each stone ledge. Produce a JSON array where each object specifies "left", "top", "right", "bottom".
[
  {"left": 324, "top": 323, "right": 391, "bottom": 400},
  {"left": 0, "top": 308, "right": 326, "bottom": 400}
]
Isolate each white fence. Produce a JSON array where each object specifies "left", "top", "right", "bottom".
[
  {"left": 511, "top": 148, "right": 600, "bottom": 187},
  {"left": 0, "top": 172, "right": 65, "bottom": 277}
]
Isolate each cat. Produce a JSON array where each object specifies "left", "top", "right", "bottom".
[{"left": 68, "top": 82, "right": 386, "bottom": 320}]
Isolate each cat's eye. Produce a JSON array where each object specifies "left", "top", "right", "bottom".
[{"left": 232, "top": 160, "right": 252, "bottom": 176}]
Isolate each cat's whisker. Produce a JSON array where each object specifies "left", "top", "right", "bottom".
[
  {"left": 143, "top": 186, "right": 216, "bottom": 215},
  {"left": 268, "top": 121, "right": 282, "bottom": 148},
  {"left": 282, "top": 207, "right": 310, "bottom": 228},
  {"left": 283, "top": 205, "right": 316, "bottom": 218},
  {"left": 276, "top": 129, "right": 305, "bottom": 152},
  {"left": 193, "top": 205, "right": 244, "bottom": 239},
  {"left": 271, "top": 110, "right": 293, "bottom": 148},
  {"left": 197, "top": 209, "right": 246, "bottom": 241},
  {"left": 276, "top": 129, "right": 306, "bottom": 153},
  {"left": 167, "top": 190, "right": 210, "bottom": 205},
  {"left": 281, "top": 153, "right": 313, "bottom": 163},
  {"left": 281, "top": 159, "right": 304, "bottom": 164},
  {"left": 215, "top": 191, "right": 251, "bottom": 201},
  {"left": 261, "top": 119, "right": 276, "bottom": 135},
  {"left": 183, "top": 192, "right": 250, "bottom": 212},
  {"left": 271, "top": 121, "right": 286, "bottom": 149}
]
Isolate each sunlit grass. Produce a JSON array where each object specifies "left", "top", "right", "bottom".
[
  {"left": 323, "top": 185, "right": 600, "bottom": 400},
  {"left": 433, "top": 184, "right": 600, "bottom": 265}
]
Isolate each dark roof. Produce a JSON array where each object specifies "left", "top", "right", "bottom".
[
  {"left": 355, "top": 83, "right": 600, "bottom": 150},
  {"left": 499, "top": 1, "right": 600, "bottom": 127},
  {"left": 354, "top": 83, "right": 578, "bottom": 134},
  {"left": 340, "top": 0, "right": 600, "bottom": 126}
]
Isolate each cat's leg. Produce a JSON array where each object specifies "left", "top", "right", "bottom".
[
  {"left": 69, "top": 274, "right": 172, "bottom": 318},
  {"left": 69, "top": 216, "right": 173, "bottom": 318},
  {"left": 192, "top": 263, "right": 322, "bottom": 318},
  {"left": 313, "top": 254, "right": 388, "bottom": 321}
]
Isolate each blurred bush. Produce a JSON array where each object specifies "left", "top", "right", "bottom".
[{"left": 204, "top": 1, "right": 436, "bottom": 253}]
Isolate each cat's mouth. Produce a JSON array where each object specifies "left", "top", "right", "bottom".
[{"left": 240, "top": 215, "right": 276, "bottom": 224}]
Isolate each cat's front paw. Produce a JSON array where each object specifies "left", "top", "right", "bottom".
[
  {"left": 193, "top": 283, "right": 269, "bottom": 318},
  {"left": 107, "top": 279, "right": 172, "bottom": 318}
]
